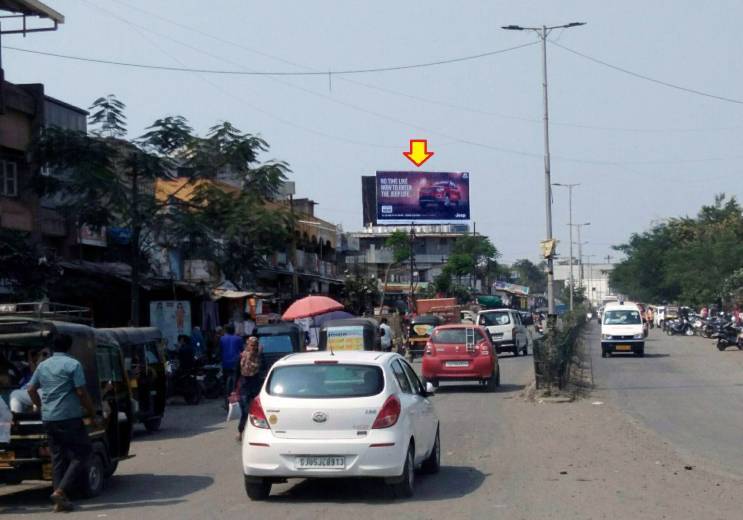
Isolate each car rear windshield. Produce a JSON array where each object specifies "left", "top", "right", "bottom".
[
  {"left": 259, "top": 335, "right": 294, "bottom": 354},
  {"left": 267, "top": 364, "right": 384, "bottom": 398},
  {"left": 479, "top": 312, "right": 511, "bottom": 326},
  {"left": 431, "top": 328, "right": 486, "bottom": 344},
  {"left": 603, "top": 310, "right": 642, "bottom": 325}
]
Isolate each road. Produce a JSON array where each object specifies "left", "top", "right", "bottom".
[
  {"left": 591, "top": 322, "right": 743, "bottom": 478},
  {"left": 3, "top": 330, "right": 743, "bottom": 519}
]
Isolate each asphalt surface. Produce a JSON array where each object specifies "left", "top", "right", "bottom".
[
  {"left": 0, "top": 351, "right": 536, "bottom": 519},
  {"left": 590, "top": 321, "right": 743, "bottom": 478}
]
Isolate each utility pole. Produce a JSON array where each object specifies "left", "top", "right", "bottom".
[
  {"left": 569, "top": 222, "right": 590, "bottom": 288},
  {"left": 502, "top": 21, "right": 586, "bottom": 325},
  {"left": 553, "top": 183, "right": 579, "bottom": 311},
  {"left": 585, "top": 254, "right": 595, "bottom": 306},
  {"left": 409, "top": 225, "right": 417, "bottom": 313}
]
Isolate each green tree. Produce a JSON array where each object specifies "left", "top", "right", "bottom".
[
  {"left": 378, "top": 230, "right": 412, "bottom": 309},
  {"left": 510, "top": 259, "right": 547, "bottom": 293},
  {"left": 610, "top": 194, "right": 743, "bottom": 306},
  {"left": 31, "top": 95, "right": 290, "bottom": 324}
]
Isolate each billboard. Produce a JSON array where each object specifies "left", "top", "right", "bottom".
[{"left": 376, "top": 171, "right": 470, "bottom": 222}]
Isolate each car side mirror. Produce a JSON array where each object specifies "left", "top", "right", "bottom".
[{"left": 425, "top": 382, "right": 436, "bottom": 395}]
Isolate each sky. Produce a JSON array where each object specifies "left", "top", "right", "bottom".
[{"left": 5, "top": 1, "right": 743, "bottom": 265}]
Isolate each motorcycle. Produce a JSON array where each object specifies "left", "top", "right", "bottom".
[
  {"left": 666, "top": 318, "right": 694, "bottom": 336},
  {"left": 165, "top": 358, "right": 203, "bottom": 405},
  {"left": 199, "top": 361, "right": 223, "bottom": 399},
  {"left": 713, "top": 322, "right": 743, "bottom": 351}
]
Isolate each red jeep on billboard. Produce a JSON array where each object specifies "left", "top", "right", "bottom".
[{"left": 419, "top": 180, "right": 461, "bottom": 209}]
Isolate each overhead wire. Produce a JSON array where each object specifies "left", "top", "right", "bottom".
[
  {"left": 108, "top": 0, "right": 743, "bottom": 135},
  {"left": 551, "top": 41, "right": 743, "bottom": 106}
]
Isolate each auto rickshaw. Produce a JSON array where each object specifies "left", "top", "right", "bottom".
[
  {"left": 405, "top": 314, "right": 444, "bottom": 360},
  {"left": 255, "top": 322, "right": 306, "bottom": 372},
  {"left": 0, "top": 305, "right": 133, "bottom": 497},
  {"left": 96, "top": 328, "right": 165, "bottom": 432},
  {"left": 318, "top": 318, "right": 381, "bottom": 351}
]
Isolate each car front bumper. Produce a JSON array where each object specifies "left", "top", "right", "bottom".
[{"left": 242, "top": 428, "right": 406, "bottom": 479}]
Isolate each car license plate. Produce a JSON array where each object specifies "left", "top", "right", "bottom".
[
  {"left": 297, "top": 456, "right": 345, "bottom": 469},
  {"left": 446, "top": 360, "right": 469, "bottom": 367},
  {"left": 616, "top": 344, "right": 632, "bottom": 351}
]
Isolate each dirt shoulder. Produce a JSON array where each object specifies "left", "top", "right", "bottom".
[{"left": 497, "top": 394, "right": 742, "bottom": 520}]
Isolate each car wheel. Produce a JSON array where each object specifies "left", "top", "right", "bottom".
[
  {"left": 601, "top": 350, "right": 607, "bottom": 358},
  {"left": 421, "top": 428, "right": 441, "bottom": 474},
  {"left": 78, "top": 453, "right": 105, "bottom": 498},
  {"left": 144, "top": 417, "right": 161, "bottom": 432},
  {"left": 244, "top": 476, "right": 272, "bottom": 500},
  {"left": 486, "top": 373, "right": 498, "bottom": 392},
  {"left": 391, "top": 445, "right": 415, "bottom": 498}
]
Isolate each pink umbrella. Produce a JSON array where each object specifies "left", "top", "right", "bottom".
[{"left": 282, "top": 295, "right": 344, "bottom": 321}]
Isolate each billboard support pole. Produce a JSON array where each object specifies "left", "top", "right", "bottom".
[{"left": 409, "top": 224, "right": 417, "bottom": 313}]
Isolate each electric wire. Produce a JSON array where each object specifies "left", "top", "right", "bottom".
[
  {"left": 3, "top": 41, "right": 537, "bottom": 76},
  {"left": 551, "top": 41, "right": 743, "bottom": 106}
]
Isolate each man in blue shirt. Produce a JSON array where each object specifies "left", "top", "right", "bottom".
[
  {"left": 28, "top": 334, "right": 97, "bottom": 512},
  {"left": 219, "top": 325, "right": 242, "bottom": 407}
]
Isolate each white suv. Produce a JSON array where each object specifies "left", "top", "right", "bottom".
[
  {"left": 476, "top": 309, "right": 529, "bottom": 356},
  {"left": 242, "top": 351, "right": 440, "bottom": 500}
]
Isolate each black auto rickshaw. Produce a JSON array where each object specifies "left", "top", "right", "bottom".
[
  {"left": 0, "top": 306, "right": 133, "bottom": 497},
  {"left": 405, "top": 314, "right": 444, "bottom": 360},
  {"left": 318, "top": 318, "right": 381, "bottom": 351},
  {"left": 255, "top": 322, "right": 305, "bottom": 373},
  {"left": 96, "top": 328, "right": 165, "bottom": 432}
]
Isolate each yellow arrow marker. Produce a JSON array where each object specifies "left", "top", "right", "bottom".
[{"left": 403, "top": 139, "right": 434, "bottom": 167}]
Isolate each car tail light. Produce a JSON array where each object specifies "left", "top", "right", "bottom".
[
  {"left": 249, "top": 397, "right": 270, "bottom": 429},
  {"left": 512, "top": 327, "right": 517, "bottom": 339},
  {"left": 425, "top": 341, "right": 433, "bottom": 356},
  {"left": 372, "top": 395, "right": 401, "bottom": 429},
  {"left": 478, "top": 340, "right": 490, "bottom": 356}
]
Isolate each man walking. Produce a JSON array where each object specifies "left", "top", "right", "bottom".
[
  {"left": 220, "top": 325, "right": 243, "bottom": 407},
  {"left": 27, "top": 334, "right": 97, "bottom": 512},
  {"left": 380, "top": 318, "right": 393, "bottom": 352}
]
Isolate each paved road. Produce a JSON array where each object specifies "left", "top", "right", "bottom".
[
  {"left": 590, "top": 321, "right": 743, "bottom": 477},
  {"left": 0, "top": 352, "right": 536, "bottom": 518}
]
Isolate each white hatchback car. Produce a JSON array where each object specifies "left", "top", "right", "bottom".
[{"left": 241, "top": 351, "right": 440, "bottom": 500}]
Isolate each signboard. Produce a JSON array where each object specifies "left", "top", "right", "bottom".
[
  {"left": 149, "top": 301, "right": 191, "bottom": 350},
  {"left": 376, "top": 171, "right": 470, "bottom": 222},
  {"left": 326, "top": 326, "right": 365, "bottom": 351},
  {"left": 78, "top": 225, "right": 107, "bottom": 247},
  {"left": 493, "top": 281, "right": 530, "bottom": 295}
]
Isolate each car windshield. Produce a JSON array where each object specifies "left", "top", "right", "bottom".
[
  {"left": 431, "top": 328, "right": 485, "bottom": 344},
  {"left": 479, "top": 312, "right": 511, "bottom": 326},
  {"left": 603, "top": 310, "right": 642, "bottom": 325},
  {"left": 267, "top": 364, "right": 384, "bottom": 398},
  {"left": 259, "top": 335, "right": 294, "bottom": 354}
]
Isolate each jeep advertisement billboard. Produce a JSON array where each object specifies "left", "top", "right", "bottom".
[{"left": 376, "top": 171, "right": 470, "bottom": 222}]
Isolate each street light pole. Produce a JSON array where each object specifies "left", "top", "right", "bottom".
[
  {"left": 553, "top": 183, "right": 579, "bottom": 311},
  {"left": 502, "top": 21, "right": 586, "bottom": 323}
]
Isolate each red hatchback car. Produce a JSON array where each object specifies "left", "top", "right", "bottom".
[{"left": 421, "top": 324, "right": 500, "bottom": 391}]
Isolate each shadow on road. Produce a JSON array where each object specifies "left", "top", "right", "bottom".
[
  {"left": 0, "top": 474, "right": 214, "bottom": 514},
  {"left": 435, "top": 383, "right": 525, "bottom": 394},
  {"left": 269, "top": 465, "right": 487, "bottom": 503},
  {"left": 606, "top": 353, "right": 670, "bottom": 359},
  {"left": 132, "top": 399, "right": 226, "bottom": 442}
]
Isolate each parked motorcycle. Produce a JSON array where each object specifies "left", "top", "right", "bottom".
[
  {"left": 666, "top": 318, "right": 694, "bottom": 336},
  {"left": 713, "top": 322, "right": 743, "bottom": 351},
  {"left": 199, "top": 362, "right": 223, "bottom": 399},
  {"left": 165, "top": 358, "right": 203, "bottom": 405}
]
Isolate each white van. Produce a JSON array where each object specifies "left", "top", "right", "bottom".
[
  {"left": 600, "top": 301, "right": 645, "bottom": 357},
  {"left": 476, "top": 309, "right": 529, "bottom": 356}
]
